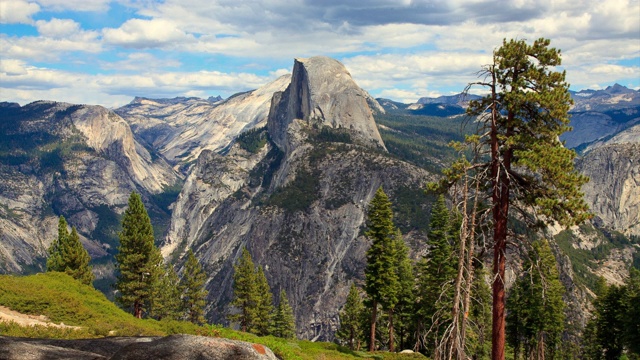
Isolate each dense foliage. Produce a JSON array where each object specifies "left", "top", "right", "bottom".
[
  {"left": 115, "top": 192, "right": 164, "bottom": 318},
  {"left": 47, "top": 215, "right": 94, "bottom": 286},
  {"left": 180, "top": 250, "right": 208, "bottom": 325}
]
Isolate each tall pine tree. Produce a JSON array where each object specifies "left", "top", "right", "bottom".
[
  {"left": 230, "top": 248, "right": 257, "bottom": 332},
  {"left": 506, "top": 239, "right": 565, "bottom": 360},
  {"left": 272, "top": 289, "right": 296, "bottom": 339},
  {"left": 46, "top": 215, "right": 94, "bottom": 286},
  {"left": 149, "top": 263, "right": 182, "bottom": 321},
  {"left": 180, "top": 249, "right": 208, "bottom": 324},
  {"left": 364, "top": 187, "right": 399, "bottom": 352},
  {"left": 465, "top": 38, "right": 591, "bottom": 360},
  {"left": 337, "top": 283, "right": 365, "bottom": 350},
  {"left": 415, "top": 194, "right": 456, "bottom": 354},
  {"left": 115, "top": 192, "right": 163, "bottom": 318},
  {"left": 253, "top": 266, "right": 274, "bottom": 336},
  {"left": 393, "top": 228, "right": 415, "bottom": 352}
]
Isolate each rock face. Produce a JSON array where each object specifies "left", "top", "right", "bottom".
[
  {"left": 116, "top": 76, "right": 290, "bottom": 172},
  {"left": 0, "top": 101, "right": 179, "bottom": 274},
  {"left": 162, "top": 57, "right": 431, "bottom": 340},
  {"left": 577, "top": 138, "right": 640, "bottom": 237},
  {"left": 267, "top": 56, "right": 385, "bottom": 154},
  {"left": 0, "top": 335, "right": 277, "bottom": 360}
]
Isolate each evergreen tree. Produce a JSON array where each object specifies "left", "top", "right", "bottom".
[
  {"left": 46, "top": 216, "right": 68, "bottom": 272},
  {"left": 337, "top": 283, "right": 365, "bottom": 350},
  {"left": 583, "top": 269, "right": 640, "bottom": 360},
  {"left": 468, "top": 263, "right": 492, "bottom": 360},
  {"left": 64, "top": 227, "right": 94, "bottom": 286},
  {"left": 364, "top": 187, "right": 399, "bottom": 352},
  {"left": 46, "top": 215, "right": 94, "bottom": 286},
  {"left": 465, "top": 38, "right": 591, "bottom": 360},
  {"left": 415, "top": 194, "right": 456, "bottom": 353},
  {"left": 180, "top": 250, "right": 208, "bottom": 324},
  {"left": 506, "top": 239, "right": 565, "bottom": 360},
  {"left": 229, "top": 247, "right": 259, "bottom": 332},
  {"left": 149, "top": 263, "right": 182, "bottom": 321},
  {"left": 272, "top": 289, "right": 296, "bottom": 339},
  {"left": 115, "top": 192, "right": 163, "bottom": 318},
  {"left": 393, "top": 228, "right": 415, "bottom": 351},
  {"left": 253, "top": 266, "right": 274, "bottom": 336}
]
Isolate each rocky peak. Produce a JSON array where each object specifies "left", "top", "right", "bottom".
[{"left": 267, "top": 56, "right": 385, "bottom": 153}]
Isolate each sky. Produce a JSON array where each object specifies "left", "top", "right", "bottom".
[{"left": 1, "top": 0, "right": 639, "bottom": 108}]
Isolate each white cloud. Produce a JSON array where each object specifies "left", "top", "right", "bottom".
[
  {"left": 0, "top": 0, "right": 40, "bottom": 24},
  {"left": 0, "top": 60, "right": 278, "bottom": 107},
  {"left": 35, "top": 18, "right": 82, "bottom": 38},
  {"left": 35, "top": 0, "right": 110, "bottom": 12},
  {"left": 1, "top": 30, "right": 101, "bottom": 60},
  {"left": 103, "top": 18, "right": 196, "bottom": 48}
]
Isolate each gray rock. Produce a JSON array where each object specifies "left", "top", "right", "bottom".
[
  {"left": 110, "top": 335, "right": 278, "bottom": 360},
  {"left": 267, "top": 56, "right": 385, "bottom": 154},
  {"left": 0, "top": 336, "right": 106, "bottom": 360}
]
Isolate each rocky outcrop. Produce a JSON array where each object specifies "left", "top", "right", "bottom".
[
  {"left": 267, "top": 56, "right": 385, "bottom": 154},
  {"left": 162, "top": 57, "right": 431, "bottom": 340},
  {"left": 0, "top": 335, "right": 277, "bottom": 360},
  {"left": 577, "top": 141, "right": 640, "bottom": 237},
  {"left": 0, "top": 101, "right": 179, "bottom": 274},
  {"left": 116, "top": 76, "right": 290, "bottom": 172}
]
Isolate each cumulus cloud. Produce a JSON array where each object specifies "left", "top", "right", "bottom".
[
  {"left": 0, "top": 0, "right": 40, "bottom": 24},
  {"left": 35, "top": 0, "right": 110, "bottom": 12},
  {"left": 0, "top": 60, "right": 278, "bottom": 106},
  {"left": 102, "top": 18, "right": 196, "bottom": 48}
]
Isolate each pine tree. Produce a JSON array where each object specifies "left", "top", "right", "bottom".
[
  {"left": 465, "top": 38, "right": 591, "bottom": 360},
  {"left": 46, "top": 216, "right": 68, "bottom": 272},
  {"left": 364, "top": 187, "right": 399, "bottom": 352},
  {"left": 180, "top": 249, "right": 208, "bottom": 324},
  {"left": 468, "top": 263, "right": 492, "bottom": 360},
  {"left": 272, "top": 289, "right": 296, "bottom": 339},
  {"left": 115, "top": 192, "right": 163, "bottom": 318},
  {"left": 337, "top": 283, "right": 365, "bottom": 350},
  {"left": 149, "top": 263, "right": 182, "bottom": 321},
  {"left": 415, "top": 194, "right": 456, "bottom": 353},
  {"left": 64, "top": 227, "right": 94, "bottom": 285},
  {"left": 46, "top": 215, "right": 94, "bottom": 286},
  {"left": 253, "top": 266, "right": 274, "bottom": 336},
  {"left": 393, "top": 228, "right": 415, "bottom": 351},
  {"left": 506, "top": 239, "right": 565, "bottom": 360},
  {"left": 229, "top": 247, "right": 259, "bottom": 332},
  {"left": 583, "top": 268, "right": 640, "bottom": 360}
]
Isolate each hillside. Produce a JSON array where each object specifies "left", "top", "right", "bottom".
[{"left": 0, "top": 272, "right": 424, "bottom": 360}]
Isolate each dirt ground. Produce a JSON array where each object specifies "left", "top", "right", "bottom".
[{"left": 0, "top": 306, "right": 81, "bottom": 329}]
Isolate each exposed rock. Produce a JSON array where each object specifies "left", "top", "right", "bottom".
[
  {"left": 0, "top": 101, "right": 179, "bottom": 274},
  {"left": 111, "top": 335, "right": 277, "bottom": 360},
  {"left": 577, "top": 142, "right": 640, "bottom": 237},
  {"left": 163, "top": 57, "right": 432, "bottom": 340},
  {"left": 0, "top": 335, "right": 277, "bottom": 360},
  {"left": 116, "top": 76, "right": 290, "bottom": 172},
  {"left": 267, "top": 56, "right": 385, "bottom": 154}
]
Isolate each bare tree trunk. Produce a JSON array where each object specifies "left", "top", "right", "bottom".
[
  {"left": 369, "top": 300, "right": 378, "bottom": 352},
  {"left": 461, "top": 176, "right": 481, "bottom": 348},
  {"left": 448, "top": 175, "right": 470, "bottom": 360}
]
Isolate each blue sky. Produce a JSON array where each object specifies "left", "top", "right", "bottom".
[{"left": 1, "top": 0, "right": 639, "bottom": 108}]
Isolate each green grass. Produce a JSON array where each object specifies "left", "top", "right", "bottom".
[{"left": 0, "top": 272, "right": 427, "bottom": 359}]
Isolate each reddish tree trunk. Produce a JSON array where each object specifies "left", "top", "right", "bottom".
[
  {"left": 369, "top": 300, "right": 378, "bottom": 352},
  {"left": 489, "top": 71, "right": 511, "bottom": 360},
  {"left": 134, "top": 300, "right": 142, "bottom": 319}
]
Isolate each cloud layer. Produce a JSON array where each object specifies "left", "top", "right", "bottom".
[{"left": 1, "top": 0, "right": 639, "bottom": 106}]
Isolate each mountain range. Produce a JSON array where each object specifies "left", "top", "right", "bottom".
[{"left": 0, "top": 58, "right": 638, "bottom": 340}]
